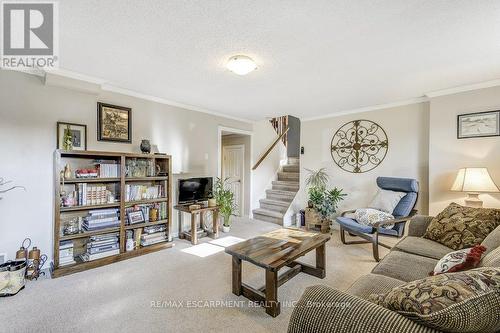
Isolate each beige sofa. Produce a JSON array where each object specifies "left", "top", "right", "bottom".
[{"left": 288, "top": 215, "right": 500, "bottom": 333}]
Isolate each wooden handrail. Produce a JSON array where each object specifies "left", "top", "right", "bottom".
[{"left": 252, "top": 127, "right": 290, "bottom": 170}]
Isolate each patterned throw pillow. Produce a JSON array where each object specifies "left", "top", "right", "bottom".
[
  {"left": 423, "top": 203, "right": 500, "bottom": 250},
  {"left": 369, "top": 267, "right": 500, "bottom": 332},
  {"left": 354, "top": 208, "right": 395, "bottom": 229},
  {"left": 431, "top": 245, "right": 487, "bottom": 275}
]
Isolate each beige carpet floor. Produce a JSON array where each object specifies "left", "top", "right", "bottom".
[{"left": 0, "top": 217, "right": 396, "bottom": 333}]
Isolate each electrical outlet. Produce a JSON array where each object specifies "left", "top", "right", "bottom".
[{"left": 0, "top": 253, "right": 6, "bottom": 265}]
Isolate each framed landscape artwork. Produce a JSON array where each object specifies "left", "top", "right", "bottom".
[
  {"left": 97, "top": 102, "right": 132, "bottom": 143},
  {"left": 457, "top": 110, "right": 500, "bottom": 139},
  {"left": 57, "top": 122, "right": 87, "bottom": 151}
]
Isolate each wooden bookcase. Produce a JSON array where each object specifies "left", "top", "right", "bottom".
[{"left": 52, "top": 150, "right": 173, "bottom": 278}]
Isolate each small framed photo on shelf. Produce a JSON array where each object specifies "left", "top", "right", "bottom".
[
  {"left": 457, "top": 110, "right": 500, "bottom": 139},
  {"left": 57, "top": 122, "right": 87, "bottom": 151},
  {"left": 127, "top": 210, "right": 145, "bottom": 225},
  {"left": 97, "top": 102, "right": 132, "bottom": 143}
]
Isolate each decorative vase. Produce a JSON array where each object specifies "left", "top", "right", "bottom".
[
  {"left": 208, "top": 198, "right": 216, "bottom": 207},
  {"left": 140, "top": 140, "right": 151, "bottom": 154},
  {"left": 64, "top": 164, "right": 72, "bottom": 180}
]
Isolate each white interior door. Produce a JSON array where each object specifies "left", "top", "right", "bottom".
[{"left": 222, "top": 145, "right": 244, "bottom": 216}]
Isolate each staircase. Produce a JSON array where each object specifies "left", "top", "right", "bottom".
[{"left": 252, "top": 157, "right": 299, "bottom": 225}]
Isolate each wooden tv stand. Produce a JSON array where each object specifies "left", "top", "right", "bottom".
[{"left": 174, "top": 205, "right": 219, "bottom": 245}]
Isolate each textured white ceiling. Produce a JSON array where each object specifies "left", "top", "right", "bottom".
[{"left": 59, "top": 0, "right": 500, "bottom": 121}]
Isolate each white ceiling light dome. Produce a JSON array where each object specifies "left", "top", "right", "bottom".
[{"left": 226, "top": 55, "right": 257, "bottom": 75}]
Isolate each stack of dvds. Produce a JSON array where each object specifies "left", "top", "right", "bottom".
[
  {"left": 140, "top": 225, "right": 167, "bottom": 246},
  {"left": 59, "top": 240, "right": 76, "bottom": 266},
  {"left": 81, "top": 233, "right": 119, "bottom": 261}
]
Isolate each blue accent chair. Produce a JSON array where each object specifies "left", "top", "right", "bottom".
[{"left": 336, "top": 177, "right": 419, "bottom": 262}]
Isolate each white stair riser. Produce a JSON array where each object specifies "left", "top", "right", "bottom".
[{"left": 287, "top": 157, "right": 300, "bottom": 165}]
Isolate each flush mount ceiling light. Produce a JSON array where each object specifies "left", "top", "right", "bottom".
[{"left": 226, "top": 55, "right": 257, "bottom": 75}]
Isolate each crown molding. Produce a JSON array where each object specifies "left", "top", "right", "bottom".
[
  {"left": 425, "top": 79, "right": 500, "bottom": 98},
  {"left": 301, "top": 97, "right": 429, "bottom": 122},
  {"left": 42, "top": 68, "right": 255, "bottom": 124}
]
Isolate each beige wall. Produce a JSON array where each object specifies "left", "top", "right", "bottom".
[
  {"left": 300, "top": 103, "right": 430, "bottom": 216},
  {"left": 429, "top": 86, "right": 500, "bottom": 215},
  {"left": 221, "top": 134, "right": 251, "bottom": 216},
  {"left": 0, "top": 70, "right": 252, "bottom": 263}
]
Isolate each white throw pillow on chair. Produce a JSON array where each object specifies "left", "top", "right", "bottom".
[{"left": 368, "top": 189, "right": 406, "bottom": 214}]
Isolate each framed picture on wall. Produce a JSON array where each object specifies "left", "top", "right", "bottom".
[
  {"left": 457, "top": 110, "right": 500, "bottom": 139},
  {"left": 97, "top": 102, "right": 132, "bottom": 143},
  {"left": 57, "top": 122, "right": 87, "bottom": 151}
]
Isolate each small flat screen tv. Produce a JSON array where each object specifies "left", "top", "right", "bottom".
[{"left": 178, "top": 177, "right": 213, "bottom": 204}]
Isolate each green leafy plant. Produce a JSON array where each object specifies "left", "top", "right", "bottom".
[
  {"left": 63, "top": 125, "right": 73, "bottom": 150},
  {"left": 213, "top": 177, "right": 237, "bottom": 227},
  {"left": 305, "top": 169, "right": 346, "bottom": 220}
]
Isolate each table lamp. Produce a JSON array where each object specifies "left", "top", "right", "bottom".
[{"left": 451, "top": 168, "right": 499, "bottom": 208}]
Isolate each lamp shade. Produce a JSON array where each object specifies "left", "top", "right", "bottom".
[{"left": 451, "top": 168, "right": 500, "bottom": 193}]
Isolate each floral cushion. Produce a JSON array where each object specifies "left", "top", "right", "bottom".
[
  {"left": 423, "top": 203, "right": 500, "bottom": 250},
  {"left": 431, "top": 245, "right": 487, "bottom": 275},
  {"left": 369, "top": 267, "right": 500, "bottom": 332},
  {"left": 355, "top": 208, "right": 394, "bottom": 229}
]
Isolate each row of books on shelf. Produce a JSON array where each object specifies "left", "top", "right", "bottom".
[
  {"left": 127, "top": 225, "right": 167, "bottom": 249},
  {"left": 72, "top": 183, "right": 115, "bottom": 206},
  {"left": 73, "top": 161, "right": 120, "bottom": 179},
  {"left": 58, "top": 227, "right": 168, "bottom": 266},
  {"left": 95, "top": 161, "right": 120, "bottom": 178},
  {"left": 124, "top": 184, "right": 165, "bottom": 202},
  {"left": 83, "top": 208, "right": 120, "bottom": 231}
]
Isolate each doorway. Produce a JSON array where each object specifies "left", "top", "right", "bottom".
[
  {"left": 218, "top": 126, "right": 252, "bottom": 218},
  {"left": 222, "top": 145, "right": 244, "bottom": 216}
]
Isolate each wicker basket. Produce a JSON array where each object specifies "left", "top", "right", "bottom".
[{"left": 305, "top": 208, "right": 330, "bottom": 233}]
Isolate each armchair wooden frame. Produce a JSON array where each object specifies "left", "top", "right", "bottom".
[{"left": 339, "top": 209, "right": 417, "bottom": 262}]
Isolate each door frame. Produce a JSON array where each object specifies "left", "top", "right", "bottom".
[
  {"left": 217, "top": 126, "right": 253, "bottom": 217},
  {"left": 222, "top": 144, "right": 245, "bottom": 216}
]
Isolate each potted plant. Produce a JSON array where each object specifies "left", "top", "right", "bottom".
[
  {"left": 213, "top": 177, "right": 236, "bottom": 232},
  {"left": 304, "top": 168, "right": 346, "bottom": 232}
]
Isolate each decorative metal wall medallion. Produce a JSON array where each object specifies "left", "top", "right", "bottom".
[{"left": 330, "top": 120, "right": 388, "bottom": 173}]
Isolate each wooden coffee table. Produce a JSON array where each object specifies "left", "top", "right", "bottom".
[{"left": 225, "top": 228, "right": 330, "bottom": 317}]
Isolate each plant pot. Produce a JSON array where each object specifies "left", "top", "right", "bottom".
[{"left": 222, "top": 225, "right": 230, "bottom": 233}]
